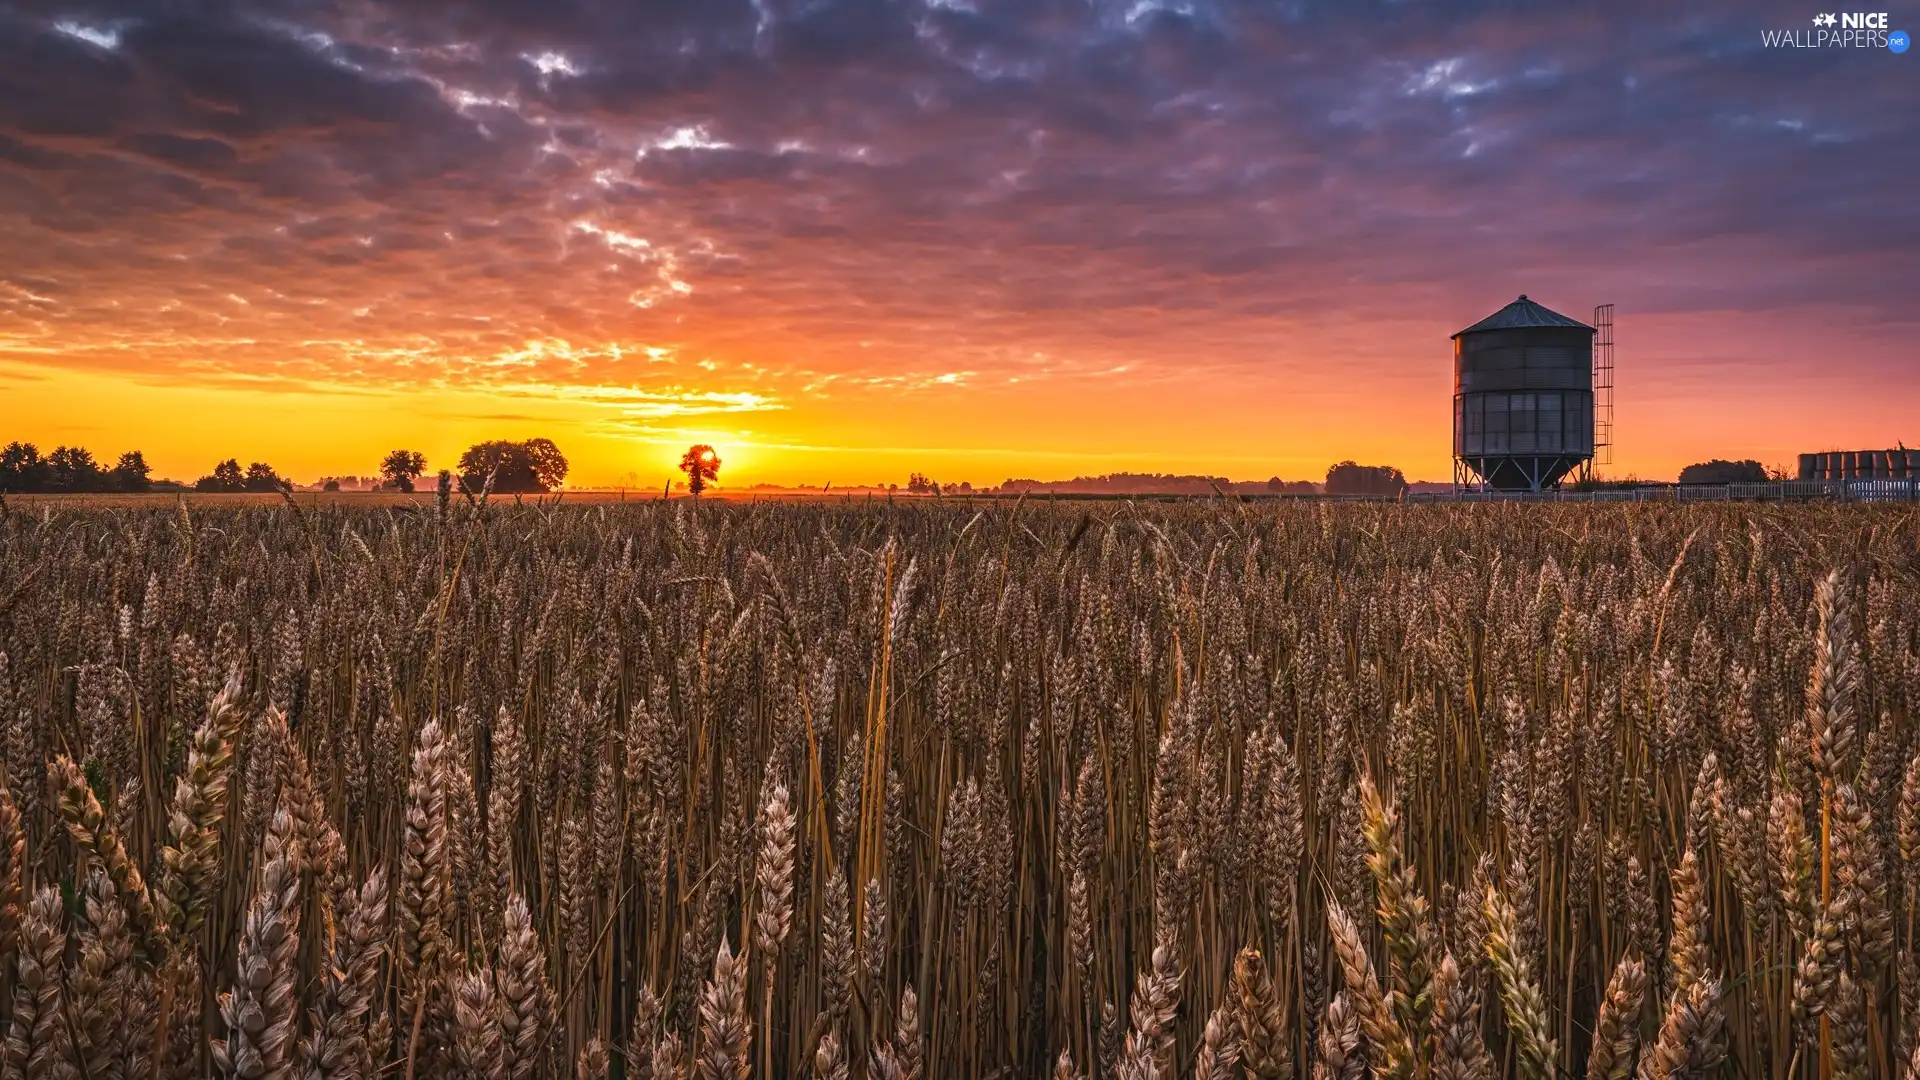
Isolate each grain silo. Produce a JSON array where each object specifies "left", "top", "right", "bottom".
[{"left": 1452, "top": 295, "right": 1600, "bottom": 491}]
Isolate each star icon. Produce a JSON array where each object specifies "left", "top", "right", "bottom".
[{"left": 1812, "top": 12, "right": 1836, "bottom": 25}]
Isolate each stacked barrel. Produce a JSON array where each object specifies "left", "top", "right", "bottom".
[{"left": 1797, "top": 449, "right": 1920, "bottom": 480}]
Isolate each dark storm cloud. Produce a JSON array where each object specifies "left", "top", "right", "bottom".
[{"left": 0, "top": 0, "right": 1913, "bottom": 397}]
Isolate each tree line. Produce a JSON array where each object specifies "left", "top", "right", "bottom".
[
  {"left": 0, "top": 438, "right": 570, "bottom": 494},
  {"left": 0, "top": 443, "right": 156, "bottom": 493},
  {"left": 922, "top": 464, "right": 1404, "bottom": 497}
]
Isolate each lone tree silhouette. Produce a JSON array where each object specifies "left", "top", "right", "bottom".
[
  {"left": 679, "top": 444, "right": 721, "bottom": 497},
  {"left": 380, "top": 449, "right": 427, "bottom": 492}
]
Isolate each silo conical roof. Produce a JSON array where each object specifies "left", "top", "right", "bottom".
[{"left": 1452, "top": 295, "right": 1595, "bottom": 338}]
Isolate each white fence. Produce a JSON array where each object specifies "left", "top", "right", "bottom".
[{"left": 1406, "top": 480, "right": 1920, "bottom": 504}]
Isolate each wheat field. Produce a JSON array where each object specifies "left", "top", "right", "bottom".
[{"left": 0, "top": 497, "right": 1914, "bottom": 1080}]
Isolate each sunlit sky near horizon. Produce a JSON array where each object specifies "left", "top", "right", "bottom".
[{"left": 2, "top": 0, "right": 1915, "bottom": 487}]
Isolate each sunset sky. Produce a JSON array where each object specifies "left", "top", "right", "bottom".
[{"left": 2, "top": 0, "right": 1915, "bottom": 488}]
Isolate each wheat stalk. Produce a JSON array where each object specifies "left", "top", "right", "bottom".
[
  {"left": 1482, "top": 882, "right": 1557, "bottom": 1080},
  {"left": 5, "top": 887, "right": 69, "bottom": 1080},
  {"left": 1430, "top": 952, "right": 1492, "bottom": 1080},
  {"left": 1312, "top": 991, "right": 1363, "bottom": 1080},
  {"left": 213, "top": 799, "right": 304, "bottom": 1080},
  {"left": 694, "top": 935, "right": 750, "bottom": 1080},
  {"left": 1584, "top": 954, "right": 1648, "bottom": 1080},
  {"left": 1635, "top": 977, "right": 1725, "bottom": 1080},
  {"left": 53, "top": 755, "right": 168, "bottom": 966},
  {"left": 1326, "top": 898, "right": 1414, "bottom": 1080}
]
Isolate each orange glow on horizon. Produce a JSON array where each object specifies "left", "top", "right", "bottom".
[{"left": 5, "top": 304, "right": 1913, "bottom": 493}]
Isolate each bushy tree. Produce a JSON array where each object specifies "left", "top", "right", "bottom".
[
  {"left": 0, "top": 442, "right": 50, "bottom": 492},
  {"left": 243, "top": 462, "right": 288, "bottom": 492},
  {"left": 524, "top": 438, "right": 568, "bottom": 492},
  {"left": 458, "top": 439, "right": 569, "bottom": 494},
  {"left": 46, "top": 446, "right": 103, "bottom": 493},
  {"left": 1678, "top": 458, "right": 1767, "bottom": 484},
  {"left": 195, "top": 458, "right": 246, "bottom": 493},
  {"left": 380, "top": 449, "right": 428, "bottom": 492},
  {"left": 1324, "top": 460, "right": 1407, "bottom": 496},
  {"left": 112, "top": 451, "right": 152, "bottom": 492}
]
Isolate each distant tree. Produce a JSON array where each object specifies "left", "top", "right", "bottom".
[
  {"left": 0, "top": 442, "right": 50, "bottom": 492},
  {"left": 1678, "top": 458, "right": 1766, "bottom": 484},
  {"left": 907, "top": 472, "right": 934, "bottom": 494},
  {"left": 1263, "top": 476, "right": 1317, "bottom": 494},
  {"left": 244, "top": 462, "right": 288, "bottom": 492},
  {"left": 111, "top": 451, "right": 152, "bottom": 493},
  {"left": 45, "top": 446, "right": 103, "bottom": 493},
  {"left": 380, "top": 449, "right": 428, "bottom": 493},
  {"left": 1324, "top": 460, "right": 1407, "bottom": 496},
  {"left": 460, "top": 441, "right": 522, "bottom": 494},
  {"left": 458, "top": 439, "right": 568, "bottom": 494},
  {"left": 196, "top": 458, "right": 246, "bottom": 493},
  {"left": 679, "top": 444, "right": 721, "bottom": 497},
  {"left": 524, "top": 438, "right": 568, "bottom": 492},
  {"left": 323, "top": 478, "right": 341, "bottom": 492}
]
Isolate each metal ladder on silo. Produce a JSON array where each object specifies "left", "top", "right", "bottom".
[{"left": 1593, "top": 304, "right": 1615, "bottom": 468}]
